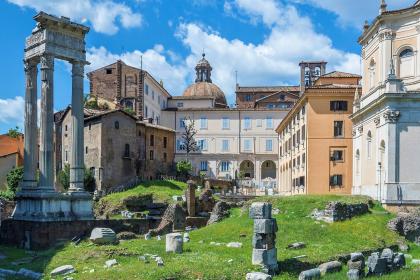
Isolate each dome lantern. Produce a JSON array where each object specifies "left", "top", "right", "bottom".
[{"left": 195, "top": 53, "right": 212, "bottom": 83}]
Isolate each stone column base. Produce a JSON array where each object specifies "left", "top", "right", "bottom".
[{"left": 12, "top": 191, "right": 93, "bottom": 222}]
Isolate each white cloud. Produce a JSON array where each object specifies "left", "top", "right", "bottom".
[
  {"left": 0, "top": 96, "right": 25, "bottom": 129},
  {"left": 7, "top": 0, "right": 142, "bottom": 35},
  {"left": 173, "top": 0, "right": 361, "bottom": 101},
  {"left": 86, "top": 46, "right": 189, "bottom": 96},
  {"left": 294, "top": 0, "right": 414, "bottom": 28}
]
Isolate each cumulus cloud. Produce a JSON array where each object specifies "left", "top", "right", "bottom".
[
  {"left": 173, "top": 0, "right": 361, "bottom": 100},
  {"left": 87, "top": 46, "right": 189, "bottom": 96},
  {"left": 7, "top": 0, "right": 142, "bottom": 35},
  {"left": 294, "top": 0, "right": 414, "bottom": 28},
  {"left": 0, "top": 96, "right": 25, "bottom": 129}
]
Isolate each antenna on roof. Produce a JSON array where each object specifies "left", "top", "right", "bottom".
[
  {"left": 235, "top": 70, "right": 238, "bottom": 86},
  {"left": 140, "top": 55, "right": 143, "bottom": 71}
]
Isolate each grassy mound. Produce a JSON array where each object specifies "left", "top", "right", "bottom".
[
  {"left": 94, "top": 180, "right": 187, "bottom": 218},
  {"left": 1, "top": 194, "right": 419, "bottom": 280}
]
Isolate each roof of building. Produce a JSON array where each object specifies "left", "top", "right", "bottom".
[
  {"left": 170, "top": 95, "right": 215, "bottom": 100},
  {"left": 182, "top": 82, "right": 227, "bottom": 106},
  {"left": 137, "top": 121, "right": 175, "bottom": 132},
  {"left": 164, "top": 107, "right": 290, "bottom": 112},
  {"left": 360, "top": 2, "right": 420, "bottom": 43},
  {"left": 320, "top": 71, "right": 362, "bottom": 78},
  {"left": 236, "top": 86, "right": 300, "bottom": 93},
  {"left": 0, "top": 134, "right": 23, "bottom": 158}
]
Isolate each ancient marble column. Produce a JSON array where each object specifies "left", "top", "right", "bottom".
[
  {"left": 69, "top": 61, "right": 85, "bottom": 192},
  {"left": 38, "top": 55, "right": 55, "bottom": 191},
  {"left": 22, "top": 59, "right": 38, "bottom": 190}
]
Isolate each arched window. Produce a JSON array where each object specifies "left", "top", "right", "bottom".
[
  {"left": 369, "top": 59, "right": 376, "bottom": 89},
  {"left": 399, "top": 48, "right": 414, "bottom": 78},
  {"left": 124, "top": 144, "right": 130, "bottom": 157},
  {"left": 367, "top": 131, "right": 372, "bottom": 160}
]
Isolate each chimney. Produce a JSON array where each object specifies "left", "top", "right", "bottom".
[{"left": 363, "top": 20, "right": 369, "bottom": 32}]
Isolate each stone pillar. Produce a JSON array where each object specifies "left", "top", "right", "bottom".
[
  {"left": 186, "top": 180, "right": 196, "bottom": 216},
  {"left": 69, "top": 61, "right": 85, "bottom": 192},
  {"left": 22, "top": 59, "right": 38, "bottom": 190},
  {"left": 38, "top": 55, "right": 55, "bottom": 191},
  {"left": 250, "top": 202, "right": 278, "bottom": 275}
]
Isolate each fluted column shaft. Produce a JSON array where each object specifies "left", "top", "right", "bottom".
[
  {"left": 69, "top": 61, "right": 85, "bottom": 191},
  {"left": 39, "top": 55, "right": 55, "bottom": 190},
  {"left": 22, "top": 59, "right": 38, "bottom": 190}
]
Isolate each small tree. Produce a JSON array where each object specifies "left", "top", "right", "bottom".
[
  {"left": 176, "top": 160, "right": 192, "bottom": 179},
  {"left": 58, "top": 164, "right": 96, "bottom": 192},
  {"left": 7, "top": 126, "right": 20, "bottom": 138},
  {"left": 181, "top": 117, "right": 198, "bottom": 162},
  {"left": 6, "top": 166, "right": 24, "bottom": 193}
]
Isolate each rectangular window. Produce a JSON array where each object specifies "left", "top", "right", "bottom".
[
  {"left": 150, "top": 135, "right": 154, "bottom": 146},
  {"left": 177, "top": 102, "right": 184, "bottom": 108},
  {"left": 200, "top": 161, "right": 208, "bottom": 171},
  {"left": 266, "top": 117, "right": 273, "bottom": 129},
  {"left": 222, "top": 139, "right": 229, "bottom": 152},
  {"left": 200, "top": 117, "right": 208, "bottom": 129},
  {"left": 302, "top": 153, "right": 306, "bottom": 164},
  {"left": 330, "top": 175, "right": 343, "bottom": 186},
  {"left": 176, "top": 139, "right": 185, "bottom": 151},
  {"left": 301, "top": 125, "right": 306, "bottom": 140},
  {"left": 106, "top": 68, "right": 112, "bottom": 74},
  {"left": 163, "top": 137, "right": 167, "bottom": 149},
  {"left": 265, "top": 139, "right": 273, "bottom": 151},
  {"left": 149, "top": 150, "right": 154, "bottom": 160},
  {"left": 145, "top": 84, "right": 149, "bottom": 95},
  {"left": 244, "top": 117, "right": 251, "bottom": 129},
  {"left": 244, "top": 139, "right": 252, "bottom": 152},
  {"left": 331, "top": 150, "right": 344, "bottom": 161},
  {"left": 334, "top": 121, "right": 344, "bottom": 137},
  {"left": 145, "top": 106, "right": 148, "bottom": 118},
  {"left": 221, "top": 161, "right": 230, "bottom": 172},
  {"left": 158, "top": 95, "right": 161, "bottom": 104},
  {"left": 180, "top": 118, "right": 186, "bottom": 128},
  {"left": 163, "top": 152, "right": 167, "bottom": 162},
  {"left": 297, "top": 130, "right": 300, "bottom": 145},
  {"left": 330, "top": 101, "right": 348, "bottom": 111},
  {"left": 245, "top": 94, "right": 252, "bottom": 102},
  {"left": 256, "top": 119, "right": 262, "bottom": 127},
  {"left": 222, "top": 117, "right": 230, "bottom": 129},
  {"left": 299, "top": 176, "right": 305, "bottom": 186},
  {"left": 197, "top": 139, "right": 208, "bottom": 151}
]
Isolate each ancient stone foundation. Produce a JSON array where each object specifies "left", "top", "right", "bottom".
[
  {"left": 311, "top": 201, "right": 370, "bottom": 223},
  {"left": 249, "top": 202, "right": 279, "bottom": 275}
]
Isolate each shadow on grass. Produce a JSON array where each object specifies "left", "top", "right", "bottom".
[
  {"left": 142, "top": 180, "right": 185, "bottom": 191},
  {"left": 278, "top": 258, "right": 316, "bottom": 276}
]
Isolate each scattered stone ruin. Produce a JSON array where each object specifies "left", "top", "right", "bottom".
[
  {"left": 310, "top": 201, "right": 370, "bottom": 223},
  {"left": 249, "top": 202, "right": 279, "bottom": 275},
  {"left": 387, "top": 208, "right": 420, "bottom": 244},
  {"left": 149, "top": 204, "right": 186, "bottom": 236}
]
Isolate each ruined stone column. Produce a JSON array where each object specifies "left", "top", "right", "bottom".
[
  {"left": 38, "top": 55, "right": 55, "bottom": 191},
  {"left": 250, "top": 202, "right": 279, "bottom": 275},
  {"left": 69, "top": 61, "right": 85, "bottom": 192},
  {"left": 186, "top": 180, "right": 196, "bottom": 216},
  {"left": 22, "top": 59, "right": 38, "bottom": 190}
]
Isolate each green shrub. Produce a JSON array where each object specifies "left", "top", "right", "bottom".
[
  {"left": 58, "top": 164, "right": 96, "bottom": 192},
  {"left": 176, "top": 160, "right": 192, "bottom": 178},
  {"left": 7, "top": 126, "right": 21, "bottom": 138},
  {"left": 6, "top": 166, "right": 23, "bottom": 193},
  {"left": 0, "top": 190, "right": 15, "bottom": 201}
]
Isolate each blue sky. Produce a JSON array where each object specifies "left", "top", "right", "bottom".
[{"left": 0, "top": 0, "right": 415, "bottom": 133}]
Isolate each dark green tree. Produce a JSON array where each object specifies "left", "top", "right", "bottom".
[
  {"left": 58, "top": 164, "right": 96, "bottom": 192},
  {"left": 6, "top": 166, "right": 24, "bottom": 193}
]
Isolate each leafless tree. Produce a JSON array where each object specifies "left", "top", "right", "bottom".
[{"left": 181, "top": 116, "right": 198, "bottom": 162}]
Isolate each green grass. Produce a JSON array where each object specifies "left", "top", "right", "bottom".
[
  {"left": 101, "top": 180, "right": 187, "bottom": 205},
  {"left": 1, "top": 194, "right": 419, "bottom": 279}
]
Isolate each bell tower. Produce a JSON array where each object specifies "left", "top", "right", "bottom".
[{"left": 195, "top": 53, "right": 212, "bottom": 83}]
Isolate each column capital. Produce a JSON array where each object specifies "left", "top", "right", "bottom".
[
  {"left": 383, "top": 110, "right": 400, "bottom": 123},
  {"left": 24, "top": 59, "right": 37, "bottom": 72},
  {"left": 40, "top": 55, "right": 54, "bottom": 70}
]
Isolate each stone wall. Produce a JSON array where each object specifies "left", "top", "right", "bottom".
[
  {"left": 311, "top": 201, "right": 370, "bottom": 223},
  {"left": 0, "top": 218, "right": 160, "bottom": 250}
]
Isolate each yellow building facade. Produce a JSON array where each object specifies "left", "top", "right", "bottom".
[{"left": 277, "top": 72, "right": 361, "bottom": 195}]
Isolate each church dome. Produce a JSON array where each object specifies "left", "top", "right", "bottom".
[
  {"left": 182, "top": 53, "right": 227, "bottom": 107},
  {"left": 183, "top": 82, "right": 227, "bottom": 105}
]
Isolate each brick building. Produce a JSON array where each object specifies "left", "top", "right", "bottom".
[
  {"left": 0, "top": 134, "right": 24, "bottom": 189},
  {"left": 87, "top": 60, "right": 171, "bottom": 124},
  {"left": 55, "top": 109, "right": 175, "bottom": 192},
  {"left": 235, "top": 85, "right": 300, "bottom": 109}
]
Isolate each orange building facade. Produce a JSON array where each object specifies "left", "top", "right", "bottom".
[{"left": 276, "top": 72, "right": 361, "bottom": 195}]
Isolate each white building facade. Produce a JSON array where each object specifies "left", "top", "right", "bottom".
[{"left": 351, "top": 1, "right": 420, "bottom": 207}]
